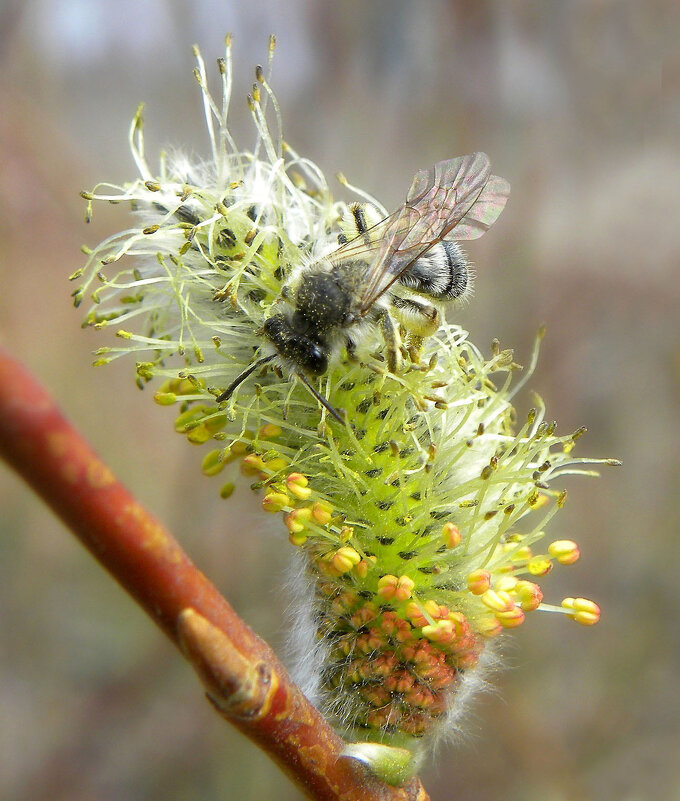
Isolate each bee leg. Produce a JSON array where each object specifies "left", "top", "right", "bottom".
[
  {"left": 390, "top": 297, "right": 440, "bottom": 363},
  {"left": 406, "top": 335, "right": 426, "bottom": 364},
  {"left": 376, "top": 309, "right": 402, "bottom": 373},
  {"left": 345, "top": 336, "right": 358, "bottom": 362}
]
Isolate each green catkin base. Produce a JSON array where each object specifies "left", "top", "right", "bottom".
[{"left": 74, "top": 38, "right": 612, "bottom": 781}]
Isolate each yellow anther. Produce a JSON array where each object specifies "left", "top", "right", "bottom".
[
  {"left": 312, "top": 501, "right": 333, "bottom": 525},
  {"left": 503, "top": 543, "right": 532, "bottom": 560},
  {"left": 339, "top": 526, "right": 354, "bottom": 542},
  {"left": 562, "top": 597, "right": 601, "bottom": 626},
  {"left": 442, "top": 522, "right": 462, "bottom": 548},
  {"left": 423, "top": 599, "right": 445, "bottom": 619},
  {"left": 262, "top": 491, "right": 289, "bottom": 513},
  {"left": 154, "top": 391, "right": 178, "bottom": 406},
  {"left": 478, "top": 616, "right": 503, "bottom": 638},
  {"left": 285, "top": 507, "right": 313, "bottom": 534},
  {"left": 496, "top": 607, "right": 525, "bottom": 628},
  {"left": 405, "top": 602, "right": 427, "bottom": 627},
  {"left": 241, "top": 454, "right": 266, "bottom": 476},
  {"left": 187, "top": 425, "right": 212, "bottom": 445},
  {"left": 229, "top": 440, "right": 251, "bottom": 457},
  {"left": 203, "top": 413, "right": 227, "bottom": 435},
  {"left": 467, "top": 569, "right": 491, "bottom": 595},
  {"left": 263, "top": 456, "right": 287, "bottom": 473},
  {"left": 494, "top": 575, "right": 518, "bottom": 593},
  {"left": 354, "top": 559, "right": 370, "bottom": 579},
  {"left": 531, "top": 493, "right": 550, "bottom": 509},
  {"left": 286, "top": 472, "right": 312, "bottom": 500},
  {"left": 548, "top": 539, "right": 580, "bottom": 565},
  {"left": 377, "top": 574, "right": 414, "bottom": 601},
  {"left": 515, "top": 580, "right": 543, "bottom": 611},
  {"left": 422, "top": 619, "right": 454, "bottom": 643},
  {"left": 377, "top": 574, "right": 398, "bottom": 599},
  {"left": 395, "top": 575, "right": 415, "bottom": 601},
  {"left": 258, "top": 423, "right": 282, "bottom": 439},
  {"left": 288, "top": 531, "right": 307, "bottom": 547},
  {"left": 219, "top": 482, "right": 235, "bottom": 500},
  {"left": 527, "top": 556, "right": 553, "bottom": 576},
  {"left": 481, "top": 589, "right": 515, "bottom": 613},
  {"left": 330, "top": 546, "right": 361, "bottom": 575},
  {"left": 201, "top": 449, "right": 226, "bottom": 477}
]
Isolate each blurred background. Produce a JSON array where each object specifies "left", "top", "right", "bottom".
[{"left": 0, "top": 1, "right": 677, "bottom": 799}]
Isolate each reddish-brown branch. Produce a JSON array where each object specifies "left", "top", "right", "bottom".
[{"left": 0, "top": 347, "right": 430, "bottom": 801}]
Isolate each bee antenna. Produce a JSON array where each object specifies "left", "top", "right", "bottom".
[
  {"left": 295, "top": 372, "right": 346, "bottom": 426},
  {"left": 216, "top": 355, "right": 275, "bottom": 402}
]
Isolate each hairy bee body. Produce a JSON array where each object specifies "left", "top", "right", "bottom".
[
  {"left": 218, "top": 153, "right": 509, "bottom": 418},
  {"left": 263, "top": 201, "right": 473, "bottom": 376}
]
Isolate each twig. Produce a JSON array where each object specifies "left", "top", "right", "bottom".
[{"left": 0, "top": 347, "right": 430, "bottom": 801}]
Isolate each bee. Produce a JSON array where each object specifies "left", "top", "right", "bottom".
[{"left": 218, "top": 152, "right": 509, "bottom": 422}]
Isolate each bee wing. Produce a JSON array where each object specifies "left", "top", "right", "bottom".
[
  {"left": 444, "top": 173, "right": 511, "bottom": 241},
  {"left": 352, "top": 153, "right": 509, "bottom": 313}
]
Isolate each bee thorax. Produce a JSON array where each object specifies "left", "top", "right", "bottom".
[{"left": 294, "top": 271, "right": 353, "bottom": 329}]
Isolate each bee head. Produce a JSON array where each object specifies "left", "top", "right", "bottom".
[{"left": 263, "top": 314, "right": 329, "bottom": 375}]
